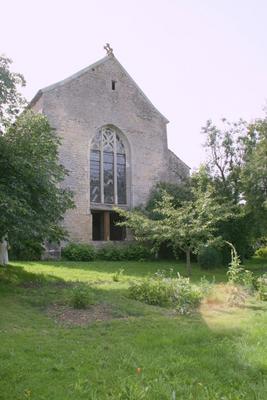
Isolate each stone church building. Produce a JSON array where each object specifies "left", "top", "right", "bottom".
[{"left": 30, "top": 47, "right": 190, "bottom": 245}]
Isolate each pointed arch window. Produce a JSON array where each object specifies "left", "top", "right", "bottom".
[{"left": 90, "top": 126, "right": 126, "bottom": 205}]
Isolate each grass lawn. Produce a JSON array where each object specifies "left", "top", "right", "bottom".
[{"left": 1, "top": 258, "right": 267, "bottom": 399}]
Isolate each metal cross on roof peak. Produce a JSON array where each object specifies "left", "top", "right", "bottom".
[{"left": 104, "top": 43, "right": 114, "bottom": 56}]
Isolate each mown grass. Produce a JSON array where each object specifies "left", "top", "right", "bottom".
[{"left": 0, "top": 258, "right": 267, "bottom": 399}]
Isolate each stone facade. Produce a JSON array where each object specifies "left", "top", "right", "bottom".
[{"left": 30, "top": 53, "right": 190, "bottom": 244}]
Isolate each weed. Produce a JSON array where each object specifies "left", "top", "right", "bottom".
[
  {"left": 112, "top": 268, "right": 125, "bottom": 282},
  {"left": 227, "top": 285, "right": 247, "bottom": 307},
  {"left": 226, "top": 242, "right": 255, "bottom": 291}
]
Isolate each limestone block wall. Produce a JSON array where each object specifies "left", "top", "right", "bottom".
[
  {"left": 31, "top": 55, "right": 190, "bottom": 243},
  {"left": 166, "top": 150, "right": 190, "bottom": 184}
]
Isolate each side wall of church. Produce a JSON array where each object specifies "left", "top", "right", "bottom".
[{"left": 166, "top": 150, "right": 190, "bottom": 184}]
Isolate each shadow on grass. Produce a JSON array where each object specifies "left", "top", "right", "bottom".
[
  {"left": 0, "top": 264, "right": 67, "bottom": 287},
  {"left": 0, "top": 264, "right": 148, "bottom": 317}
]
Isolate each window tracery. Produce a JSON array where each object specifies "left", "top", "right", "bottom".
[{"left": 90, "top": 126, "right": 126, "bottom": 205}]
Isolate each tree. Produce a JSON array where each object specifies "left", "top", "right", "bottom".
[
  {"left": 202, "top": 118, "right": 247, "bottom": 203},
  {"left": 0, "top": 54, "right": 27, "bottom": 264},
  {"left": 145, "top": 181, "right": 192, "bottom": 219},
  {"left": 143, "top": 181, "right": 194, "bottom": 259},
  {"left": 202, "top": 116, "right": 267, "bottom": 256},
  {"left": 116, "top": 180, "right": 233, "bottom": 275},
  {"left": 241, "top": 118, "right": 267, "bottom": 239},
  {"left": 0, "top": 111, "right": 74, "bottom": 265},
  {"left": 0, "top": 55, "right": 26, "bottom": 131}
]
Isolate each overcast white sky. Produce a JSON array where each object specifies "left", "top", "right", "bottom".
[{"left": 2, "top": 0, "right": 267, "bottom": 169}]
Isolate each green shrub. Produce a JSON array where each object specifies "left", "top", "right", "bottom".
[
  {"left": 97, "top": 243, "right": 126, "bottom": 261},
  {"left": 9, "top": 239, "right": 44, "bottom": 261},
  {"left": 129, "top": 270, "right": 203, "bottom": 314},
  {"left": 255, "top": 247, "right": 267, "bottom": 259},
  {"left": 97, "top": 242, "right": 151, "bottom": 261},
  {"left": 129, "top": 275, "right": 173, "bottom": 307},
  {"left": 174, "top": 279, "right": 203, "bottom": 315},
  {"left": 124, "top": 243, "right": 152, "bottom": 260},
  {"left": 198, "top": 246, "right": 222, "bottom": 269},
  {"left": 242, "top": 269, "right": 255, "bottom": 290},
  {"left": 199, "top": 276, "right": 215, "bottom": 296},
  {"left": 257, "top": 274, "right": 267, "bottom": 301},
  {"left": 69, "top": 285, "right": 95, "bottom": 309},
  {"left": 62, "top": 243, "right": 96, "bottom": 261}
]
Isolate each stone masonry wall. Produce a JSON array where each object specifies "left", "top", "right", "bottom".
[
  {"left": 166, "top": 150, "right": 190, "bottom": 184},
  {"left": 32, "top": 55, "right": 189, "bottom": 243}
]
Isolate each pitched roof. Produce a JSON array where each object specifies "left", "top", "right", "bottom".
[
  {"left": 168, "top": 149, "right": 191, "bottom": 170},
  {"left": 29, "top": 54, "right": 169, "bottom": 123}
]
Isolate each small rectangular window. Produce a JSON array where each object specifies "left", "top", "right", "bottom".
[
  {"left": 110, "top": 212, "right": 126, "bottom": 241},
  {"left": 92, "top": 211, "right": 104, "bottom": 240},
  {"left": 112, "top": 80, "right": 116, "bottom": 90}
]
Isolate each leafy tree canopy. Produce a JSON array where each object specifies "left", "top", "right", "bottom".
[
  {"left": 116, "top": 178, "right": 234, "bottom": 274},
  {"left": 145, "top": 180, "right": 193, "bottom": 220},
  {"left": 0, "top": 111, "right": 74, "bottom": 263},
  {"left": 202, "top": 116, "right": 267, "bottom": 256},
  {"left": 0, "top": 55, "right": 26, "bottom": 131},
  {"left": 241, "top": 119, "right": 267, "bottom": 239}
]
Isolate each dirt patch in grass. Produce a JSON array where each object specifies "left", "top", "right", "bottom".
[
  {"left": 19, "top": 281, "right": 44, "bottom": 289},
  {"left": 47, "top": 303, "right": 127, "bottom": 326}
]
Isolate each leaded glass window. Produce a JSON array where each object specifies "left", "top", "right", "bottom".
[
  {"left": 103, "top": 151, "right": 114, "bottom": 203},
  {"left": 117, "top": 154, "right": 126, "bottom": 204},
  {"left": 90, "top": 150, "right": 101, "bottom": 203},
  {"left": 90, "top": 126, "right": 127, "bottom": 205}
]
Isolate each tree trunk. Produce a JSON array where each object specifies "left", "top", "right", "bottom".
[
  {"left": 186, "top": 248, "right": 191, "bottom": 276},
  {"left": 0, "top": 237, "right": 9, "bottom": 266}
]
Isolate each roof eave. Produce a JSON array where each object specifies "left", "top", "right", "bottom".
[
  {"left": 40, "top": 55, "right": 111, "bottom": 94},
  {"left": 168, "top": 148, "right": 191, "bottom": 170},
  {"left": 113, "top": 56, "right": 169, "bottom": 123},
  {"left": 28, "top": 89, "right": 43, "bottom": 108}
]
